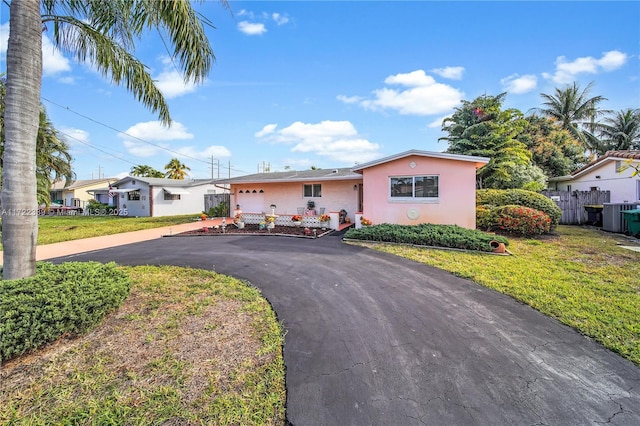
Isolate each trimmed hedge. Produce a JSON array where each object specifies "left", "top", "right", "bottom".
[
  {"left": 344, "top": 223, "right": 508, "bottom": 252},
  {"left": 1, "top": 262, "right": 131, "bottom": 363},
  {"left": 476, "top": 189, "right": 561, "bottom": 228}
]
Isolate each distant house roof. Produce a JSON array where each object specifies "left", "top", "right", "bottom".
[
  {"left": 217, "top": 168, "right": 362, "bottom": 185},
  {"left": 549, "top": 150, "right": 640, "bottom": 182},
  {"left": 351, "top": 150, "right": 490, "bottom": 173},
  {"left": 113, "top": 176, "right": 221, "bottom": 187},
  {"left": 50, "top": 178, "right": 117, "bottom": 191}
]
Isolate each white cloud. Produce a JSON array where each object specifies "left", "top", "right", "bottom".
[
  {"left": 427, "top": 116, "right": 447, "bottom": 129},
  {"left": 255, "top": 124, "right": 278, "bottom": 137},
  {"left": 272, "top": 13, "right": 290, "bottom": 25},
  {"left": 430, "top": 66, "right": 465, "bottom": 80},
  {"left": 59, "top": 126, "right": 90, "bottom": 145},
  {"left": 154, "top": 68, "right": 199, "bottom": 99},
  {"left": 118, "top": 121, "right": 194, "bottom": 157},
  {"left": 544, "top": 50, "right": 628, "bottom": 84},
  {"left": 255, "top": 120, "right": 381, "bottom": 164},
  {"left": 42, "top": 35, "right": 71, "bottom": 76},
  {"left": 238, "top": 21, "right": 267, "bottom": 36},
  {"left": 336, "top": 95, "right": 363, "bottom": 104},
  {"left": 339, "top": 69, "right": 464, "bottom": 116},
  {"left": 501, "top": 73, "right": 538, "bottom": 94},
  {"left": 2, "top": 23, "right": 72, "bottom": 76},
  {"left": 0, "top": 22, "right": 8, "bottom": 54}
]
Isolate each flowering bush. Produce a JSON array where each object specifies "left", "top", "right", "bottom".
[
  {"left": 477, "top": 189, "right": 561, "bottom": 228},
  {"left": 266, "top": 216, "right": 275, "bottom": 223},
  {"left": 291, "top": 215, "right": 302, "bottom": 222},
  {"left": 233, "top": 213, "right": 243, "bottom": 223},
  {"left": 493, "top": 205, "right": 551, "bottom": 236},
  {"left": 318, "top": 214, "right": 331, "bottom": 222},
  {"left": 360, "top": 217, "right": 372, "bottom": 226}
]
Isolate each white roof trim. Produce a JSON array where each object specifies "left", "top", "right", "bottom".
[
  {"left": 352, "top": 149, "right": 489, "bottom": 172},
  {"left": 163, "top": 188, "right": 190, "bottom": 195}
]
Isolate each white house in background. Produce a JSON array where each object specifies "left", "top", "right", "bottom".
[
  {"left": 50, "top": 178, "right": 117, "bottom": 208},
  {"left": 110, "top": 176, "right": 227, "bottom": 217},
  {"left": 549, "top": 150, "right": 640, "bottom": 203}
]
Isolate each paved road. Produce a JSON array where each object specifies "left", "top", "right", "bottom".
[{"left": 54, "top": 232, "right": 640, "bottom": 425}]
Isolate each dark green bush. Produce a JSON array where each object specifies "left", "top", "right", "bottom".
[
  {"left": 344, "top": 223, "right": 508, "bottom": 252},
  {"left": 476, "top": 189, "right": 561, "bottom": 228},
  {"left": 492, "top": 205, "right": 552, "bottom": 236},
  {"left": 476, "top": 205, "right": 494, "bottom": 231},
  {"left": 0, "top": 262, "right": 131, "bottom": 363}
]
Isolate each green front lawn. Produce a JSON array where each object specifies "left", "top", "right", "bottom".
[
  {"left": 0, "top": 214, "right": 198, "bottom": 250},
  {"left": 352, "top": 226, "right": 640, "bottom": 365}
]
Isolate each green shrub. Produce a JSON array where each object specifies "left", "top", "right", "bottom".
[
  {"left": 0, "top": 262, "right": 130, "bottom": 363},
  {"left": 476, "top": 205, "right": 494, "bottom": 231},
  {"left": 344, "top": 223, "right": 508, "bottom": 252},
  {"left": 493, "top": 205, "right": 551, "bottom": 236},
  {"left": 476, "top": 189, "right": 561, "bottom": 228}
]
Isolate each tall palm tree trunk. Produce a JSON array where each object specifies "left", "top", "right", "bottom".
[{"left": 2, "top": 0, "right": 42, "bottom": 279}]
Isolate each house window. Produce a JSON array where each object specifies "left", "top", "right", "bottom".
[
  {"left": 127, "top": 190, "right": 141, "bottom": 201},
  {"left": 390, "top": 176, "right": 439, "bottom": 199},
  {"left": 304, "top": 184, "right": 322, "bottom": 197},
  {"left": 164, "top": 192, "right": 181, "bottom": 201}
]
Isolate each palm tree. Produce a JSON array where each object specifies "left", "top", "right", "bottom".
[
  {"left": 594, "top": 108, "right": 640, "bottom": 154},
  {"left": 164, "top": 158, "right": 191, "bottom": 180},
  {"left": 2, "top": 0, "right": 223, "bottom": 279},
  {"left": 131, "top": 164, "right": 165, "bottom": 178},
  {"left": 1, "top": 76, "right": 74, "bottom": 206},
  {"left": 537, "top": 81, "right": 608, "bottom": 152}
]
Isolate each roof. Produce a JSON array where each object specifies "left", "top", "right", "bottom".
[
  {"left": 217, "top": 168, "right": 362, "bottom": 184},
  {"left": 549, "top": 150, "right": 640, "bottom": 182},
  {"left": 50, "top": 178, "right": 117, "bottom": 191},
  {"left": 350, "top": 150, "right": 490, "bottom": 173},
  {"left": 113, "top": 176, "right": 221, "bottom": 187}
]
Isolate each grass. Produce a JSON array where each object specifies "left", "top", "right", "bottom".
[
  {"left": 0, "top": 266, "right": 286, "bottom": 425},
  {"left": 349, "top": 225, "right": 640, "bottom": 365},
  {"left": 0, "top": 214, "right": 198, "bottom": 250}
]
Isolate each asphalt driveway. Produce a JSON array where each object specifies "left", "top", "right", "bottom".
[{"left": 54, "top": 232, "right": 640, "bottom": 425}]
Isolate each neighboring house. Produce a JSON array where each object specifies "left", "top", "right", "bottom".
[
  {"left": 50, "top": 178, "right": 117, "bottom": 208},
  {"left": 352, "top": 150, "right": 488, "bottom": 229},
  {"left": 548, "top": 150, "right": 640, "bottom": 203},
  {"left": 219, "top": 150, "right": 488, "bottom": 229},
  {"left": 108, "top": 176, "right": 227, "bottom": 217}
]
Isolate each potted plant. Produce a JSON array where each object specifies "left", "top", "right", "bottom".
[
  {"left": 360, "top": 217, "right": 372, "bottom": 226},
  {"left": 200, "top": 213, "right": 208, "bottom": 221},
  {"left": 318, "top": 213, "right": 330, "bottom": 223},
  {"left": 291, "top": 214, "right": 302, "bottom": 226},
  {"left": 266, "top": 215, "right": 276, "bottom": 230},
  {"left": 233, "top": 213, "right": 245, "bottom": 229}
]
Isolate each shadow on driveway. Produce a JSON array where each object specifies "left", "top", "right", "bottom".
[{"left": 53, "top": 233, "right": 640, "bottom": 425}]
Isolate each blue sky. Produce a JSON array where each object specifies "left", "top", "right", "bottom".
[{"left": 1, "top": 1, "right": 639, "bottom": 180}]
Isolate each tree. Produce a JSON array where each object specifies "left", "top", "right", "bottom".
[
  {"left": 1, "top": 76, "right": 74, "bottom": 206},
  {"left": 518, "top": 115, "right": 587, "bottom": 178},
  {"left": 440, "top": 93, "right": 538, "bottom": 189},
  {"left": 593, "top": 108, "right": 640, "bottom": 154},
  {"left": 537, "top": 81, "right": 608, "bottom": 153},
  {"left": 2, "top": 0, "right": 221, "bottom": 279},
  {"left": 164, "top": 158, "right": 191, "bottom": 180},
  {"left": 130, "top": 164, "right": 165, "bottom": 178}
]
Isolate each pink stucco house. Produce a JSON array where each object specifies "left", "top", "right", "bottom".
[
  {"left": 221, "top": 150, "right": 488, "bottom": 230},
  {"left": 352, "top": 150, "right": 488, "bottom": 229}
]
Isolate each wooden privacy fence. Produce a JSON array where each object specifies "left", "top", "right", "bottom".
[
  {"left": 204, "top": 193, "right": 230, "bottom": 217},
  {"left": 540, "top": 190, "right": 610, "bottom": 225}
]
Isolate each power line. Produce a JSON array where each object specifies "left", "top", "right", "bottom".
[{"left": 42, "top": 96, "right": 252, "bottom": 176}]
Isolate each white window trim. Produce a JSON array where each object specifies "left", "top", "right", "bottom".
[{"left": 388, "top": 175, "right": 439, "bottom": 203}]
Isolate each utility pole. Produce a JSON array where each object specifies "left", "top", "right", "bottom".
[{"left": 211, "top": 156, "right": 214, "bottom": 180}]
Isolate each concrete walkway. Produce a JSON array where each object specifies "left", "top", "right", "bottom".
[{"left": 0, "top": 220, "right": 217, "bottom": 266}]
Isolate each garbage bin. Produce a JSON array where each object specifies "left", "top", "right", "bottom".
[
  {"left": 621, "top": 209, "right": 640, "bottom": 237},
  {"left": 584, "top": 205, "right": 603, "bottom": 227}
]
